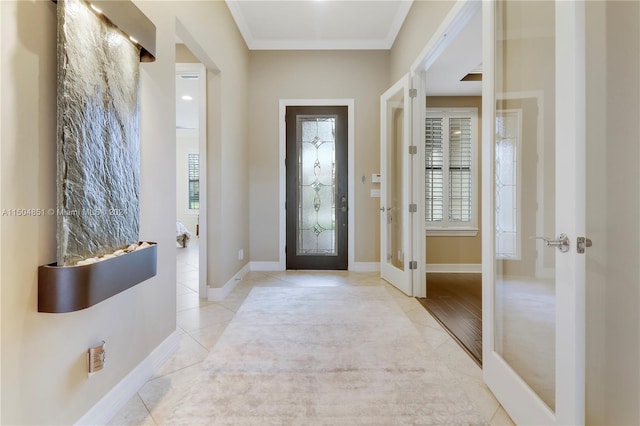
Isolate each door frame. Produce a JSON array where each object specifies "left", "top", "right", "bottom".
[
  {"left": 408, "top": 0, "right": 482, "bottom": 298},
  {"left": 278, "top": 99, "right": 355, "bottom": 270}
]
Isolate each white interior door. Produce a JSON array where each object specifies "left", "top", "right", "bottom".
[
  {"left": 380, "top": 75, "right": 412, "bottom": 295},
  {"left": 482, "top": 1, "right": 585, "bottom": 425}
]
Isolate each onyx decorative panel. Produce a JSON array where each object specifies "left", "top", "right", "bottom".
[{"left": 56, "top": 0, "right": 141, "bottom": 266}]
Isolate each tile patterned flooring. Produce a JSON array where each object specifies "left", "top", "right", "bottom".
[{"left": 109, "top": 243, "right": 514, "bottom": 425}]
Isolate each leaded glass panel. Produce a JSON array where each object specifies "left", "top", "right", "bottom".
[{"left": 297, "top": 117, "right": 337, "bottom": 256}]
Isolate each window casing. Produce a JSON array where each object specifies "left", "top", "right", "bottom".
[
  {"left": 425, "top": 108, "right": 478, "bottom": 236},
  {"left": 495, "top": 109, "right": 522, "bottom": 259}
]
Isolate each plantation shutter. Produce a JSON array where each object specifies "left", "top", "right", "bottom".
[
  {"left": 425, "top": 117, "right": 444, "bottom": 222},
  {"left": 449, "top": 117, "right": 472, "bottom": 222}
]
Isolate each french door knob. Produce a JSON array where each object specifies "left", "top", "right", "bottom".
[{"left": 530, "top": 234, "right": 570, "bottom": 253}]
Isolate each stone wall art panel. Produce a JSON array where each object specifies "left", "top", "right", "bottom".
[{"left": 57, "top": 0, "right": 141, "bottom": 266}]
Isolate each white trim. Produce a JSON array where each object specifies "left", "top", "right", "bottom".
[
  {"left": 385, "top": 0, "right": 414, "bottom": 49},
  {"left": 426, "top": 228, "right": 478, "bottom": 237},
  {"left": 351, "top": 262, "right": 380, "bottom": 273},
  {"left": 224, "top": 0, "right": 254, "bottom": 49},
  {"left": 278, "top": 99, "right": 355, "bottom": 271},
  {"left": 207, "top": 263, "right": 250, "bottom": 301},
  {"left": 76, "top": 331, "right": 180, "bottom": 426},
  {"left": 250, "top": 39, "right": 396, "bottom": 51},
  {"left": 225, "top": 0, "right": 412, "bottom": 51},
  {"left": 425, "top": 263, "right": 482, "bottom": 274}
]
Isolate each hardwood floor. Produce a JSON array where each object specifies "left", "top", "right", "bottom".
[{"left": 416, "top": 273, "right": 482, "bottom": 366}]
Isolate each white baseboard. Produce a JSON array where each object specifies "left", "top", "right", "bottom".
[
  {"left": 350, "top": 262, "right": 380, "bottom": 272},
  {"left": 426, "top": 263, "right": 482, "bottom": 273},
  {"left": 249, "top": 261, "right": 380, "bottom": 273},
  {"left": 208, "top": 263, "right": 251, "bottom": 301},
  {"left": 76, "top": 331, "right": 180, "bottom": 426},
  {"left": 249, "top": 261, "right": 284, "bottom": 271}
]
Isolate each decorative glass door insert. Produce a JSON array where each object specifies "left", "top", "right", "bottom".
[{"left": 297, "top": 117, "right": 337, "bottom": 255}]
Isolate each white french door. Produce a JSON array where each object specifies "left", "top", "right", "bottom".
[
  {"left": 380, "top": 75, "right": 413, "bottom": 295},
  {"left": 482, "top": 1, "right": 586, "bottom": 425}
]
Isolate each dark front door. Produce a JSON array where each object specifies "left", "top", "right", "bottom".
[{"left": 286, "top": 105, "right": 348, "bottom": 270}]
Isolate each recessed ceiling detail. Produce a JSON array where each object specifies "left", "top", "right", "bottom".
[{"left": 225, "top": 0, "right": 414, "bottom": 50}]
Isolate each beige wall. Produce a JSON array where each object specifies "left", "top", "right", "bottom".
[
  {"left": 176, "top": 43, "right": 199, "bottom": 63},
  {"left": 390, "top": 0, "right": 456, "bottom": 83},
  {"left": 585, "top": 1, "right": 640, "bottom": 424},
  {"left": 425, "top": 96, "right": 482, "bottom": 265},
  {"left": 248, "top": 50, "right": 389, "bottom": 263},
  {"left": 0, "top": 1, "right": 249, "bottom": 424},
  {"left": 160, "top": 1, "right": 251, "bottom": 288}
]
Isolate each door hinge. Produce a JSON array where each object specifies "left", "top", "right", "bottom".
[
  {"left": 577, "top": 237, "right": 592, "bottom": 254},
  {"left": 409, "top": 145, "right": 417, "bottom": 155},
  {"left": 409, "top": 203, "right": 417, "bottom": 213},
  {"left": 409, "top": 88, "right": 417, "bottom": 98},
  {"left": 409, "top": 260, "right": 418, "bottom": 270}
]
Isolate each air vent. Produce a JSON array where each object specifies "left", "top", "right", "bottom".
[
  {"left": 461, "top": 73, "right": 482, "bottom": 82},
  {"left": 461, "top": 63, "right": 482, "bottom": 82}
]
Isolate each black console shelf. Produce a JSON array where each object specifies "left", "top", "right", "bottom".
[{"left": 38, "top": 242, "right": 157, "bottom": 313}]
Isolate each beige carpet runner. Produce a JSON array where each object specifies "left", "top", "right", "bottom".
[{"left": 165, "top": 286, "right": 484, "bottom": 425}]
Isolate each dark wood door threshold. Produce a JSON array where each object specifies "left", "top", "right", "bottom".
[{"left": 416, "top": 273, "right": 482, "bottom": 366}]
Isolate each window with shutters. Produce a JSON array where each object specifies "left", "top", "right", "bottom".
[
  {"left": 187, "top": 153, "right": 200, "bottom": 211},
  {"left": 425, "top": 108, "right": 478, "bottom": 236}
]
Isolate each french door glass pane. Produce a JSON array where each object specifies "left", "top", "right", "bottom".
[
  {"left": 386, "top": 91, "right": 405, "bottom": 270},
  {"left": 494, "top": 0, "right": 556, "bottom": 411},
  {"left": 297, "top": 117, "right": 337, "bottom": 256}
]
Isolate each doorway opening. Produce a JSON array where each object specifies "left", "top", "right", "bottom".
[
  {"left": 410, "top": 3, "right": 484, "bottom": 364},
  {"left": 175, "top": 42, "right": 207, "bottom": 300}
]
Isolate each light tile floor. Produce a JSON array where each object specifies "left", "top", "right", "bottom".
[{"left": 109, "top": 244, "right": 514, "bottom": 425}]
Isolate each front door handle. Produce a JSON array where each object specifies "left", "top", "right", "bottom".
[{"left": 530, "top": 234, "right": 570, "bottom": 253}]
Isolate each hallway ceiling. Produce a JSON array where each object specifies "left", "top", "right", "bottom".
[
  {"left": 225, "top": 0, "right": 414, "bottom": 50},
  {"left": 424, "top": 6, "right": 482, "bottom": 96}
]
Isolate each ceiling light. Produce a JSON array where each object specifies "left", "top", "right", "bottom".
[
  {"left": 90, "top": 4, "right": 102, "bottom": 14},
  {"left": 181, "top": 95, "right": 193, "bottom": 101}
]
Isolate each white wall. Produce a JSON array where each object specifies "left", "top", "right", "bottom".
[{"left": 0, "top": 0, "right": 249, "bottom": 423}]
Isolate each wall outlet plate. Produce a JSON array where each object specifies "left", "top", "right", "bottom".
[{"left": 88, "top": 341, "right": 106, "bottom": 374}]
